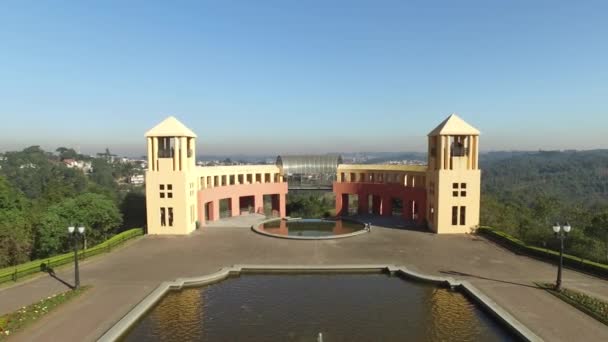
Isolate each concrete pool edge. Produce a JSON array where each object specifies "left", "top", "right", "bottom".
[
  {"left": 251, "top": 217, "right": 370, "bottom": 240},
  {"left": 97, "top": 264, "right": 542, "bottom": 342}
]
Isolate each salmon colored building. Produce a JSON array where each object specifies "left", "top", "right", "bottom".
[{"left": 144, "top": 114, "right": 480, "bottom": 235}]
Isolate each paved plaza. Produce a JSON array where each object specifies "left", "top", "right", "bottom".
[{"left": 1, "top": 215, "right": 608, "bottom": 341}]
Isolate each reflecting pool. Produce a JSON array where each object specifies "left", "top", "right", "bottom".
[
  {"left": 123, "top": 273, "right": 518, "bottom": 341},
  {"left": 259, "top": 218, "right": 365, "bottom": 237}
]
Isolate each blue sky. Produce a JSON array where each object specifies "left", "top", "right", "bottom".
[{"left": 1, "top": 1, "right": 607, "bottom": 156}]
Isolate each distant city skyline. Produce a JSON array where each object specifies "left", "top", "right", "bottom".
[{"left": 1, "top": 1, "right": 607, "bottom": 155}]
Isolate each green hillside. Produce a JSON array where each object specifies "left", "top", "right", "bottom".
[{"left": 480, "top": 150, "right": 608, "bottom": 263}]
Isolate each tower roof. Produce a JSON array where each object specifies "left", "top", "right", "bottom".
[
  {"left": 428, "top": 113, "right": 480, "bottom": 136},
  {"left": 145, "top": 116, "right": 197, "bottom": 138}
]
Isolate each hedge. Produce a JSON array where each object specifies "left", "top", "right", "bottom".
[
  {"left": 536, "top": 282, "right": 608, "bottom": 326},
  {"left": 477, "top": 226, "right": 608, "bottom": 279},
  {"left": 0, "top": 228, "right": 143, "bottom": 284}
]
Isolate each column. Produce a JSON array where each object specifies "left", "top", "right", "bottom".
[
  {"left": 473, "top": 135, "right": 479, "bottom": 169},
  {"left": 279, "top": 193, "right": 286, "bottom": 218},
  {"left": 467, "top": 135, "right": 472, "bottom": 170},
  {"left": 180, "top": 137, "right": 187, "bottom": 171},
  {"left": 335, "top": 192, "right": 343, "bottom": 215},
  {"left": 437, "top": 136, "right": 443, "bottom": 170},
  {"left": 358, "top": 192, "right": 369, "bottom": 214},
  {"left": 417, "top": 195, "right": 427, "bottom": 225},
  {"left": 403, "top": 199, "right": 413, "bottom": 221},
  {"left": 230, "top": 196, "right": 239, "bottom": 217},
  {"left": 172, "top": 138, "right": 177, "bottom": 171},
  {"left": 197, "top": 198, "right": 205, "bottom": 227},
  {"left": 209, "top": 201, "right": 220, "bottom": 221},
  {"left": 254, "top": 194, "right": 263, "bottom": 214},
  {"left": 147, "top": 137, "right": 153, "bottom": 171},
  {"left": 271, "top": 194, "right": 280, "bottom": 216},
  {"left": 381, "top": 196, "right": 392, "bottom": 216},
  {"left": 444, "top": 136, "right": 450, "bottom": 170},
  {"left": 152, "top": 137, "right": 158, "bottom": 171},
  {"left": 372, "top": 195, "right": 381, "bottom": 215}
]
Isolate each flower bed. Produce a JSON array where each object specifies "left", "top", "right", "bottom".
[
  {"left": 536, "top": 282, "right": 608, "bottom": 326},
  {"left": 0, "top": 286, "right": 91, "bottom": 339}
]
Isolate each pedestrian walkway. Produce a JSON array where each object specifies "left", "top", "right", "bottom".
[{"left": 1, "top": 217, "right": 607, "bottom": 341}]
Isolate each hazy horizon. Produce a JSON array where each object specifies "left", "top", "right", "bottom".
[
  {"left": 2, "top": 2, "right": 607, "bottom": 155},
  {"left": 1, "top": 141, "right": 605, "bottom": 159}
]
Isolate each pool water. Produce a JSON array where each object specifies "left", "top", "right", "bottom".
[
  {"left": 123, "top": 273, "right": 518, "bottom": 341},
  {"left": 260, "top": 218, "right": 366, "bottom": 237}
]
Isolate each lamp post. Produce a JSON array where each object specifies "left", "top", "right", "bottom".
[
  {"left": 68, "top": 226, "right": 85, "bottom": 290},
  {"left": 552, "top": 222, "right": 571, "bottom": 291}
]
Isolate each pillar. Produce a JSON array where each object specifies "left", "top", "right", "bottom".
[
  {"left": 381, "top": 196, "right": 392, "bottom": 216},
  {"left": 198, "top": 200, "right": 205, "bottom": 227},
  {"left": 172, "top": 138, "right": 177, "bottom": 171},
  {"left": 335, "top": 191, "right": 344, "bottom": 215},
  {"left": 417, "top": 196, "right": 426, "bottom": 225},
  {"left": 230, "top": 197, "right": 239, "bottom": 216},
  {"left": 358, "top": 192, "right": 369, "bottom": 214},
  {"left": 254, "top": 194, "right": 263, "bottom": 214},
  {"left": 473, "top": 135, "right": 479, "bottom": 169},
  {"left": 152, "top": 137, "right": 158, "bottom": 171},
  {"left": 372, "top": 195, "right": 381, "bottom": 215},
  {"left": 435, "top": 135, "right": 445, "bottom": 170},
  {"left": 342, "top": 194, "right": 349, "bottom": 215},
  {"left": 147, "top": 137, "right": 153, "bottom": 171},
  {"left": 404, "top": 199, "right": 413, "bottom": 221},
  {"left": 336, "top": 193, "right": 349, "bottom": 216},
  {"left": 444, "top": 136, "right": 450, "bottom": 170},
  {"left": 208, "top": 201, "right": 220, "bottom": 221},
  {"left": 279, "top": 193, "right": 286, "bottom": 218},
  {"left": 271, "top": 194, "right": 280, "bottom": 216}
]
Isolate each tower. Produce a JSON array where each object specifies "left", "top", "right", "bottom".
[
  {"left": 145, "top": 116, "right": 198, "bottom": 234},
  {"left": 426, "top": 114, "right": 480, "bottom": 233}
]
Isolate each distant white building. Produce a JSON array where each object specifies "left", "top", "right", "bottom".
[
  {"left": 129, "top": 174, "right": 145, "bottom": 185},
  {"left": 63, "top": 159, "right": 93, "bottom": 173}
]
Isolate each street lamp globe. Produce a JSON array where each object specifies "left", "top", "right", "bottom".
[
  {"left": 552, "top": 223, "right": 560, "bottom": 233},
  {"left": 563, "top": 223, "right": 571, "bottom": 233},
  {"left": 68, "top": 226, "right": 75, "bottom": 234},
  {"left": 78, "top": 226, "right": 85, "bottom": 234}
]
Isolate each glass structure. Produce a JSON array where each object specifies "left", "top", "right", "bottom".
[{"left": 276, "top": 155, "right": 343, "bottom": 188}]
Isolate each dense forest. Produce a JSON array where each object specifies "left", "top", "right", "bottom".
[
  {"left": 480, "top": 150, "right": 608, "bottom": 263},
  {"left": 0, "top": 146, "right": 146, "bottom": 268}
]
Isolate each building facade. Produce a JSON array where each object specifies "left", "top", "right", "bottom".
[{"left": 144, "top": 114, "right": 480, "bottom": 235}]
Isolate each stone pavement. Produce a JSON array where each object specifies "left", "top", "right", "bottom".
[{"left": 1, "top": 215, "right": 607, "bottom": 341}]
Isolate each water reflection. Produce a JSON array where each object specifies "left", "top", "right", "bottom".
[
  {"left": 124, "top": 274, "right": 517, "bottom": 341},
  {"left": 261, "top": 219, "right": 364, "bottom": 237}
]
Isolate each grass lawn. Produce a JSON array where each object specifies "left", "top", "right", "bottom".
[{"left": 0, "top": 286, "right": 91, "bottom": 339}]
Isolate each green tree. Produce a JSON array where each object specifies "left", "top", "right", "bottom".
[
  {"left": 35, "top": 193, "right": 123, "bottom": 258},
  {"left": 56, "top": 147, "right": 78, "bottom": 160},
  {"left": 120, "top": 191, "right": 147, "bottom": 230},
  {"left": 0, "top": 176, "right": 33, "bottom": 267},
  {"left": 90, "top": 158, "right": 116, "bottom": 190},
  {"left": 586, "top": 211, "right": 608, "bottom": 262}
]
